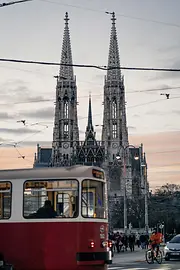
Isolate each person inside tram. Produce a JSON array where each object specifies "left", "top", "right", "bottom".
[{"left": 36, "top": 200, "right": 57, "bottom": 218}]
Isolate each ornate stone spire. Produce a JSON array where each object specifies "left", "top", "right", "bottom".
[
  {"left": 102, "top": 11, "right": 131, "bottom": 195},
  {"left": 59, "top": 12, "right": 74, "bottom": 80},
  {"left": 86, "top": 94, "right": 94, "bottom": 132},
  {"left": 52, "top": 12, "right": 79, "bottom": 167},
  {"left": 107, "top": 12, "right": 121, "bottom": 81}
]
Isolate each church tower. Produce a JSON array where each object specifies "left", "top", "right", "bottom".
[
  {"left": 52, "top": 12, "right": 79, "bottom": 166},
  {"left": 102, "top": 12, "right": 131, "bottom": 194}
]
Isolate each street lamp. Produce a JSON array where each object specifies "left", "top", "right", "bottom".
[
  {"left": 141, "top": 163, "right": 149, "bottom": 234},
  {"left": 116, "top": 145, "right": 139, "bottom": 234}
]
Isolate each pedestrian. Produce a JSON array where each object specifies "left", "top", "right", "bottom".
[{"left": 129, "top": 233, "right": 135, "bottom": 252}]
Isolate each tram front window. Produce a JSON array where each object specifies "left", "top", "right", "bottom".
[
  {"left": 81, "top": 180, "right": 107, "bottom": 219},
  {"left": 23, "top": 179, "right": 79, "bottom": 219}
]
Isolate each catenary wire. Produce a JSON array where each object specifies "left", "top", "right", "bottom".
[
  {"left": 1, "top": 58, "right": 180, "bottom": 72},
  {"left": 0, "top": 95, "right": 180, "bottom": 127},
  {"left": 1, "top": 65, "right": 180, "bottom": 95},
  {"left": 0, "top": 88, "right": 180, "bottom": 107},
  {"left": 38, "top": 0, "right": 180, "bottom": 29}
]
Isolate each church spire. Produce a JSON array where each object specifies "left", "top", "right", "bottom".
[
  {"left": 86, "top": 94, "right": 94, "bottom": 132},
  {"left": 52, "top": 12, "right": 79, "bottom": 167},
  {"left": 59, "top": 12, "right": 74, "bottom": 80},
  {"left": 107, "top": 12, "right": 121, "bottom": 81}
]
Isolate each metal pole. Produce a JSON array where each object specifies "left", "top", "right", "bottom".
[
  {"left": 144, "top": 166, "right": 149, "bottom": 234},
  {"left": 123, "top": 150, "right": 127, "bottom": 234}
]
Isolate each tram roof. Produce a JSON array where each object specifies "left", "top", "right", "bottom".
[{"left": 0, "top": 165, "right": 104, "bottom": 180}]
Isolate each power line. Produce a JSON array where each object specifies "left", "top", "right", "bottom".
[
  {"left": 128, "top": 86, "right": 180, "bottom": 94},
  {"left": 39, "top": 0, "right": 180, "bottom": 29},
  {"left": 1, "top": 85, "right": 180, "bottom": 107},
  {"left": 128, "top": 96, "right": 180, "bottom": 109},
  {"left": 0, "top": 95, "right": 180, "bottom": 127},
  {"left": 0, "top": 0, "right": 32, "bottom": 8},
  {"left": 1, "top": 64, "right": 180, "bottom": 94},
  {"left": 1, "top": 58, "right": 180, "bottom": 72}
]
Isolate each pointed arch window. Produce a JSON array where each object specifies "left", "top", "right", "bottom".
[
  {"left": 64, "top": 123, "right": 69, "bottom": 139},
  {"left": 112, "top": 123, "right": 117, "bottom": 139},
  {"left": 64, "top": 99, "right": 69, "bottom": 119},
  {"left": 112, "top": 99, "right": 117, "bottom": 119}
]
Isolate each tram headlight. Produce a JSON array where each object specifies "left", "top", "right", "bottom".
[{"left": 89, "top": 240, "right": 95, "bottom": 248}]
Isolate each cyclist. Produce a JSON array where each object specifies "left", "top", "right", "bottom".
[{"left": 149, "top": 228, "right": 163, "bottom": 257}]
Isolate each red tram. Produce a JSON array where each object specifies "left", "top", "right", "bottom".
[{"left": 0, "top": 166, "right": 111, "bottom": 270}]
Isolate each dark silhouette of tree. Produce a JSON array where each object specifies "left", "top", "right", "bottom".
[{"left": 111, "top": 183, "right": 180, "bottom": 233}]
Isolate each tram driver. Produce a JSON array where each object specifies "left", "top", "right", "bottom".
[
  {"left": 36, "top": 200, "right": 57, "bottom": 218},
  {"left": 28, "top": 200, "right": 57, "bottom": 219}
]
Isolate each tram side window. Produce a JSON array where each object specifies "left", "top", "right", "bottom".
[
  {"left": 82, "top": 180, "right": 107, "bottom": 219},
  {"left": 23, "top": 180, "right": 79, "bottom": 219},
  {"left": 0, "top": 182, "right": 11, "bottom": 219}
]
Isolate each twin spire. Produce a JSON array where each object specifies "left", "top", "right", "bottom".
[{"left": 59, "top": 11, "right": 120, "bottom": 131}]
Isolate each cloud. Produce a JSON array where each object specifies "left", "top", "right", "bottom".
[
  {"left": 128, "top": 126, "right": 136, "bottom": 130},
  {"left": 0, "top": 79, "right": 49, "bottom": 104},
  {"left": 21, "top": 107, "right": 54, "bottom": 119},
  {"left": 94, "top": 74, "right": 105, "bottom": 80},
  {"left": 0, "top": 112, "right": 14, "bottom": 119},
  {"left": 157, "top": 45, "right": 180, "bottom": 54},
  {"left": 0, "top": 127, "right": 40, "bottom": 135},
  {"left": 146, "top": 110, "right": 165, "bottom": 116},
  {"left": 150, "top": 59, "right": 180, "bottom": 81},
  {"left": 0, "top": 137, "right": 9, "bottom": 143},
  {"left": 172, "top": 110, "right": 180, "bottom": 115},
  {"left": 133, "top": 114, "right": 140, "bottom": 118}
]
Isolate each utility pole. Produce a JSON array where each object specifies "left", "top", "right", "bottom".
[
  {"left": 123, "top": 152, "right": 127, "bottom": 234},
  {"left": 116, "top": 145, "right": 139, "bottom": 234},
  {"left": 144, "top": 165, "right": 149, "bottom": 233}
]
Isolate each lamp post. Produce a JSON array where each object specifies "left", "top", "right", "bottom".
[
  {"left": 116, "top": 145, "right": 139, "bottom": 234},
  {"left": 141, "top": 163, "right": 149, "bottom": 234}
]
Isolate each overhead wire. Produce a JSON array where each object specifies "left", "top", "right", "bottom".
[
  {"left": 1, "top": 58, "right": 180, "bottom": 72},
  {"left": 0, "top": 86, "right": 180, "bottom": 107},
  {"left": 0, "top": 2, "right": 179, "bottom": 171},
  {"left": 0, "top": 0, "right": 32, "bottom": 8},
  {"left": 0, "top": 95, "right": 180, "bottom": 128},
  {"left": 38, "top": 0, "right": 180, "bottom": 29}
]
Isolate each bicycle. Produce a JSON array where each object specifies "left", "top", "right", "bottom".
[{"left": 145, "top": 245, "right": 163, "bottom": 264}]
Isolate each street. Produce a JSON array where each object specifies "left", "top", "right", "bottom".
[
  {"left": 108, "top": 249, "right": 180, "bottom": 270},
  {"left": 108, "top": 261, "right": 180, "bottom": 270}
]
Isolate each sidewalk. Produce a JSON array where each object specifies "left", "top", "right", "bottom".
[{"left": 112, "top": 248, "right": 146, "bottom": 265}]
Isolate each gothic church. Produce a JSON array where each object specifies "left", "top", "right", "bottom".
[{"left": 34, "top": 12, "right": 147, "bottom": 198}]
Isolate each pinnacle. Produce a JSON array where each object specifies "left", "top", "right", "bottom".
[
  {"left": 64, "top": 12, "right": 69, "bottom": 24},
  {"left": 107, "top": 12, "right": 121, "bottom": 81},
  {"left": 59, "top": 12, "right": 74, "bottom": 80}
]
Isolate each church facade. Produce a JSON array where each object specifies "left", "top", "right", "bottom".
[{"left": 34, "top": 12, "right": 147, "bottom": 199}]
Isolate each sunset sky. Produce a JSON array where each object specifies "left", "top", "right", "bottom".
[{"left": 0, "top": 0, "right": 180, "bottom": 189}]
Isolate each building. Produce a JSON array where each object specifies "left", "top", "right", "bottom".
[{"left": 34, "top": 12, "right": 148, "bottom": 202}]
